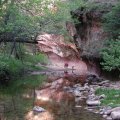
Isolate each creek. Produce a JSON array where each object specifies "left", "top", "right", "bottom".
[
  {"left": 0, "top": 70, "right": 104, "bottom": 120},
  {"left": 26, "top": 70, "right": 104, "bottom": 120}
]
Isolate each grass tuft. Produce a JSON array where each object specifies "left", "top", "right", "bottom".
[{"left": 96, "top": 88, "right": 120, "bottom": 107}]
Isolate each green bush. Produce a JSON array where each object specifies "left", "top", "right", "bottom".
[
  {"left": 0, "top": 54, "right": 24, "bottom": 77},
  {"left": 0, "top": 52, "right": 48, "bottom": 83},
  {"left": 100, "top": 37, "right": 120, "bottom": 71}
]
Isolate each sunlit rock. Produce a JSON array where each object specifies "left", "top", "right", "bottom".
[
  {"left": 111, "top": 111, "right": 120, "bottom": 120},
  {"left": 86, "top": 100, "right": 101, "bottom": 106},
  {"left": 73, "top": 90, "right": 81, "bottom": 97},
  {"left": 36, "top": 33, "right": 87, "bottom": 74},
  {"left": 33, "top": 106, "right": 46, "bottom": 112}
]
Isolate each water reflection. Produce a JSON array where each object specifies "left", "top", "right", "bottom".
[
  {"left": 31, "top": 71, "right": 104, "bottom": 120},
  {"left": 0, "top": 71, "right": 104, "bottom": 120}
]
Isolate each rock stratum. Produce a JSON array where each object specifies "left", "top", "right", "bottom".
[{"left": 37, "top": 33, "right": 87, "bottom": 73}]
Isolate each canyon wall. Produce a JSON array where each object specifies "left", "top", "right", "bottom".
[
  {"left": 36, "top": 33, "right": 87, "bottom": 74},
  {"left": 68, "top": 0, "right": 119, "bottom": 75}
]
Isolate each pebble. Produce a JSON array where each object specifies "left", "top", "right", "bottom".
[
  {"left": 75, "top": 105, "right": 82, "bottom": 108},
  {"left": 86, "top": 100, "right": 101, "bottom": 106},
  {"left": 33, "top": 106, "right": 46, "bottom": 112},
  {"left": 74, "top": 90, "right": 81, "bottom": 97},
  {"left": 99, "top": 94, "right": 106, "bottom": 99},
  {"left": 100, "top": 112, "right": 104, "bottom": 115},
  {"left": 106, "top": 117, "right": 112, "bottom": 120},
  {"left": 103, "top": 114, "right": 107, "bottom": 118}
]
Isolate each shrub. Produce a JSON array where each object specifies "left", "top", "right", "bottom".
[
  {"left": 0, "top": 54, "right": 24, "bottom": 85},
  {"left": 100, "top": 37, "right": 120, "bottom": 72},
  {"left": 0, "top": 54, "right": 24, "bottom": 75},
  {"left": 0, "top": 52, "right": 48, "bottom": 84}
]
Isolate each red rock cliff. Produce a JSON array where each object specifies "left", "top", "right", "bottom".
[{"left": 36, "top": 33, "right": 87, "bottom": 73}]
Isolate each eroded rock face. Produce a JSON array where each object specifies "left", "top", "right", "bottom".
[
  {"left": 70, "top": 0, "right": 119, "bottom": 58},
  {"left": 37, "top": 33, "right": 87, "bottom": 73},
  {"left": 37, "top": 33, "right": 79, "bottom": 59},
  {"left": 71, "top": 8, "right": 106, "bottom": 58}
]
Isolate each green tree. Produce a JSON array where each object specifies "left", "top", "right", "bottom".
[
  {"left": 103, "top": 2, "right": 120, "bottom": 38},
  {"left": 0, "top": 0, "right": 84, "bottom": 56}
]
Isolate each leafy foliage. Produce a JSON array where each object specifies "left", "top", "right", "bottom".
[
  {"left": 23, "top": 53, "right": 48, "bottom": 66},
  {"left": 0, "top": 54, "right": 24, "bottom": 77},
  {"left": 0, "top": 0, "right": 85, "bottom": 42},
  {"left": 0, "top": 52, "right": 48, "bottom": 85},
  {"left": 100, "top": 37, "right": 120, "bottom": 71},
  {"left": 0, "top": 0, "right": 42, "bottom": 42},
  {"left": 100, "top": 2, "right": 120, "bottom": 72},
  {"left": 103, "top": 2, "right": 120, "bottom": 38},
  {"left": 36, "top": 0, "right": 85, "bottom": 34}
]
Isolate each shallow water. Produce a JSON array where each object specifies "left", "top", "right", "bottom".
[
  {"left": 42, "top": 101, "right": 104, "bottom": 120},
  {"left": 33, "top": 71, "right": 104, "bottom": 120},
  {"left": 0, "top": 71, "right": 104, "bottom": 120},
  {"left": 54, "top": 107, "right": 103, "bottom": 120}
]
